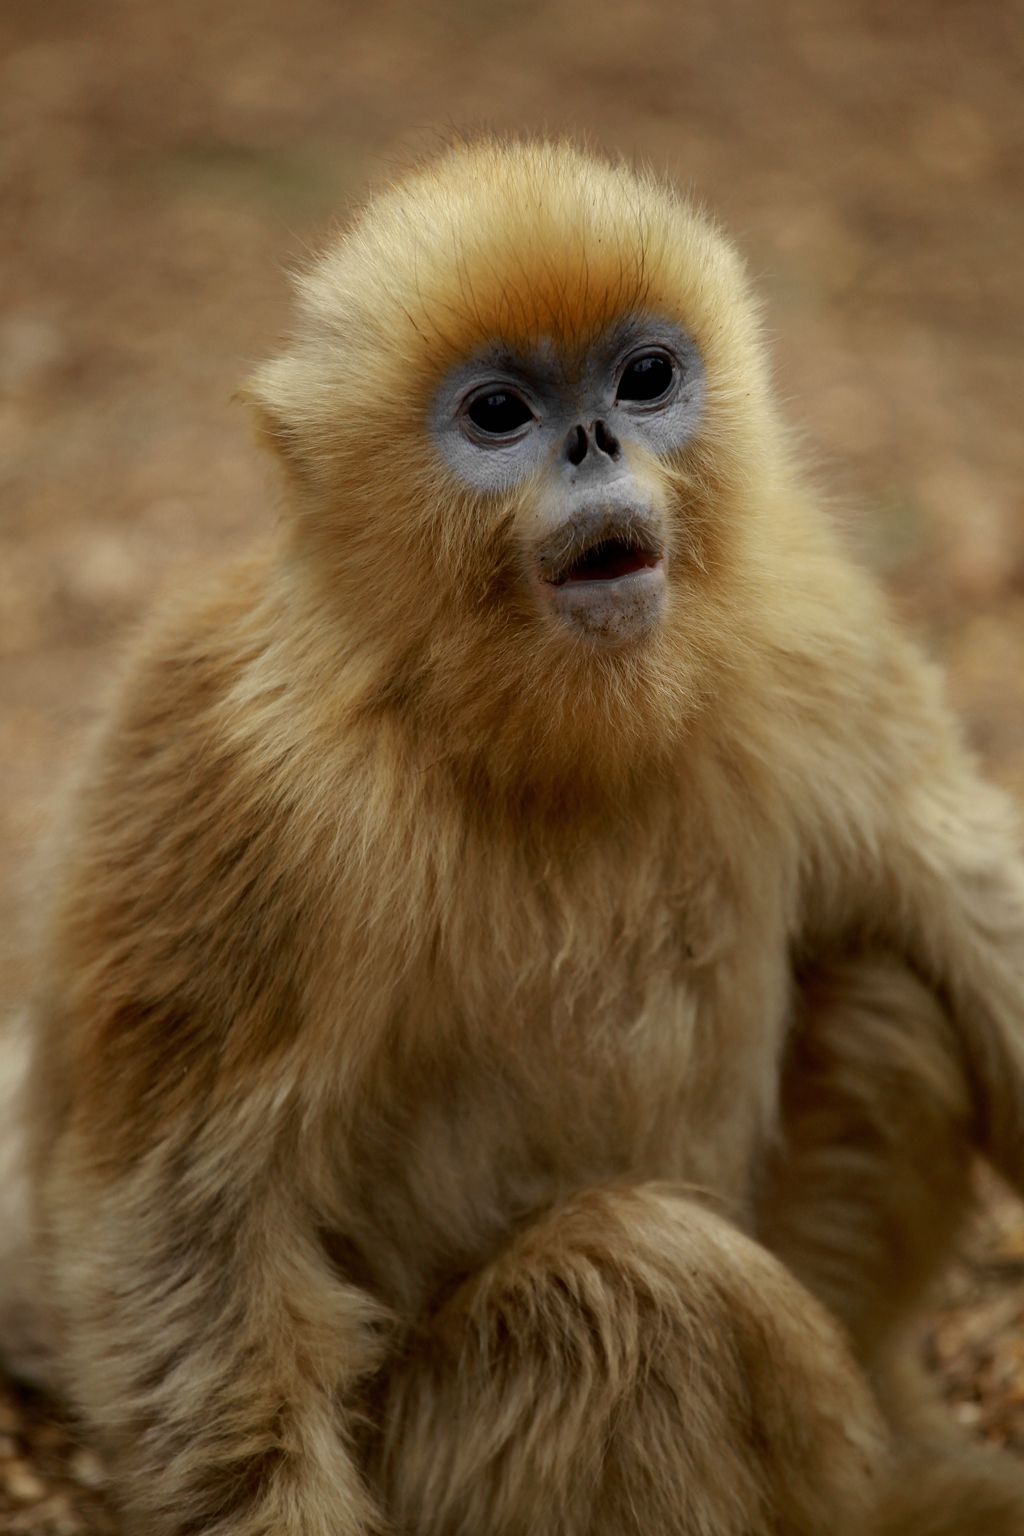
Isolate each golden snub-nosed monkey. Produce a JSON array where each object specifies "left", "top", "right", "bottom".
[{"left": 10, "top": 139, "right": 1024, "bottom": 1536}]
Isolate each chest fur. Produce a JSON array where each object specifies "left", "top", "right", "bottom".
[{"left": 323, "top": 826, "right": 794, "bottom": 1314}]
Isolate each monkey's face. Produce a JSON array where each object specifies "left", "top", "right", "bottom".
[
  {"left": 430, "top": 318, "right": 705, "bottom": 650},
  {"left": 249, "top": 142, "right": 779, "bottom": 779}
]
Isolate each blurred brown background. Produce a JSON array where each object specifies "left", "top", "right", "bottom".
[{"left": 1, "top": 0, "right": 1024, "bottom": 1525}]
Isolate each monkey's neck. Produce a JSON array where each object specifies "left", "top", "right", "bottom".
[{"left": 275, "top": 581, "right": 725, "bottom": 825}]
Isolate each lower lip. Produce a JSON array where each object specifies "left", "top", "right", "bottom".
[{"left": 543, "top": 560, "right": 667, "bottom": 647}]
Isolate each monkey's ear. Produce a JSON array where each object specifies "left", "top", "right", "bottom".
[{"left": 234, "top": 380, "right": 312, "bottom": 491}]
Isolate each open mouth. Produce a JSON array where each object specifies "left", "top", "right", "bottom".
[
  {"left": 548, "top": 537, "right": 663, "bottom": 587},
  {"left": 531, "top": 506, "right": 668, "bottom": 646}
]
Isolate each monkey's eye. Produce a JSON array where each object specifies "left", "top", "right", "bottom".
[
  {"left": 616, "top": 353, "right": 674, "bottom": 404},
  {"left": 466, "top": 390, "right": 534, "bottom": 437}
]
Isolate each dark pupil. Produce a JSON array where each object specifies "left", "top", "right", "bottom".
[
  {"left": 467, "top": 391, "right": 533, "bottom": 435},
  {"left": 617, "top": 354, "right": 673, "bottom": 402}
]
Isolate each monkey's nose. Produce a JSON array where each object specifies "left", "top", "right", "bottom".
[
  {"left": 564, "top": 421, "right": 621, "bottom": 467},
  {"left": 594, "top": 420, "right": 620, "bottom": 459},
  {"left": 566, "top": 424, "right": 588, "bottom": 466}
]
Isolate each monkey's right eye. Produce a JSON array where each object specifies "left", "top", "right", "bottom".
[{"left": 466, "top": 391, "right": 534, "bottom": 437}]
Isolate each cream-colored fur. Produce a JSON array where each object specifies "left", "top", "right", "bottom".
[{"left": 14, "top": 139, "right": 1024, "bottom": 1533}]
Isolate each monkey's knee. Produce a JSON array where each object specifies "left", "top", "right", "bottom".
[
  {"left": 760, "top": 953, "right": 975, "bottom": 1359},
  {"left": 377, "top": 1185, "right": 884, "bottom": 1536}
]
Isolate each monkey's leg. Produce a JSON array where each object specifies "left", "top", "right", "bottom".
[
  {"left": 43, "top": 1147, "right": 392, "bottom": 1536},
  {"left": 760, "top": 953, "right": 1024, "bottom": 1536},
  {"left": 375, "top": 1184, "right": 885, "bottom": 1536}
]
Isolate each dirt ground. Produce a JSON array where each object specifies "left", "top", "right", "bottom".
[{"left": 1, "top": 0, "right": 1024, "bottom": 1526}]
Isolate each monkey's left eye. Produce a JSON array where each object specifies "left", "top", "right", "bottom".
[
  {"left": 616, "top": 353, "right": 674, "bottom": 404},
  {"left": 466, "top": 391, "right": 534, "bottom": 437}
]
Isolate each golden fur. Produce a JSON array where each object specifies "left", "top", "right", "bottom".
[{"left": 15, "top": 139, "right": 1024, "bottom": 1534}]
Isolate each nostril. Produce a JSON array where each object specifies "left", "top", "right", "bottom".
[
  {"left": 566, "top": 424, "right": 588, "bottom": 466},
  {"left": 594, "top": 420, "right": 620, "bottom": 459}
]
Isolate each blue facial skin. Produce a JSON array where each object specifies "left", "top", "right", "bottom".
[{"left": 430, "top": 317, "right": 706, "bottom": 649}]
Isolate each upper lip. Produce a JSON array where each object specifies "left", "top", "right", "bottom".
[{"left": 534, "top": 506, "right": 665, "bottom": 587}]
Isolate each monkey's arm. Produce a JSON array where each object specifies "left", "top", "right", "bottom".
[
  {"left": 872, "top": 754, "right": 1024, "bottom": 1185},
  {"left": 753, "top": 610, "right": 1024, "bottom": 1378},
  {"left": 787, "top": 627, "right": 1024, "bottom": 1194},
  {"left": 30, "top": 562, "right": 393, "bottom": 1536},
  {"left": 746, "top": 518, "right": 1024, "bottom": 1190},
  {"left": 41, "top": 1120, "right": 390, "bottom": 1536}
]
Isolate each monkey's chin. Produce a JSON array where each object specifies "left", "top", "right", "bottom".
[{"left": 545, "top": 562, "right": 666, "bottom": 648}]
